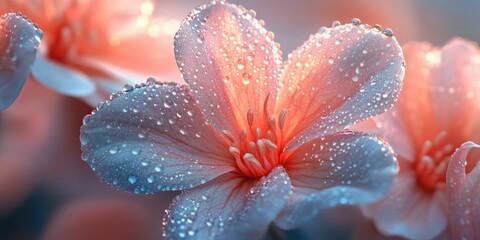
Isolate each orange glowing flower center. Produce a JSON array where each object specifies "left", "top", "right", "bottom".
[
  {"left": 415, "top": 131, "right": 454, "bottom": 192},
  {"left": 225, "top": 95, "right": 288, "bottom": 178}
]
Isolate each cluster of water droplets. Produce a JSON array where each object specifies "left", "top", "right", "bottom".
[
  {"left": 280, "top": 18, "right": 405, "bottom": 149},
  {"left": 0, "top": 11, "right": 43, "bottom": 110},
  {"left": 81, "top": 78, "right": 219, "bottom": 194}
]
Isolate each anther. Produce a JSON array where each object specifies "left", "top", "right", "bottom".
[
  {"left": 248, "top": 142, "right": 257, "bottom": 155},
  {"left": 254, "top": 128, "right": 262, "bottom": 140},
  {"left": 239, "top": 129, "right": 247, "bottom": 143},
  {"left": 265, "top": 130, "right": 275, "bottom": 141},
  {"left": 221, "top": 130, "right": 234, "bottom": 143},
  {"left": 243, "top": 153, "right": 261, "bottom": 167},
  {"left": 268, "top": 115, "right": 277, "bottom": 133},
  {"left": 247, "top": 108, "right": 254, "bottom": 127},
  {"left": 263, "top": 139, "right": 277, "bottom": 150}
]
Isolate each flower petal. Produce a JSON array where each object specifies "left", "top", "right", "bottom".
[
  {"left": 174, "top": 1, "right": 282, "bottom": 133},
  {"left": 0, "top": 12, "right": 42, "bottom": 110},
  {"left": 276, "top": 23, "right": 405, "bottom": 149},
  {"left": 80, "top": 81, "right": 235, "bottom": 194},
  {"left": 362, "top": 171, "right": 448, "bottom": 239},
  {"left": 164, "top": 166, "right": 291, "bottom": 240},
  {"left": 276, "top": 131, "right": 397, "bottom": 229},
  {"left": 429, "top": 39, "right": 480, "bottom": 143},
  {"left": 30, "top": 56, "right": 96, "bottom": 97},
  {"left": 447, "top": 141, "right": 480, "bottom": 239}
]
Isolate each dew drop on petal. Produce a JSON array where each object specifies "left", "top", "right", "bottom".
[{"left": 128, "top": 176, "right": 137, "bottom": 184}]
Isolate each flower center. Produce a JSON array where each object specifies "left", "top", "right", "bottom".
[
  {"left": 224, "top": 95, "right": 288, "bottom": 178},
  {"left": 414, "top": 131, "right": 454, "bottom": 192}
]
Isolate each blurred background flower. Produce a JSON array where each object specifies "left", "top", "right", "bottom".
[{"left": 1, "top": 0, "right": 480, "bottom": 239}]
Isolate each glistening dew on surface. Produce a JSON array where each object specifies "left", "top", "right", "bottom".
[
  {"left": 0, "top": 11, "right": 42, "bottom": 110},
  {"left": 80, "top": 1, "right": 405, "bottom": 239}
]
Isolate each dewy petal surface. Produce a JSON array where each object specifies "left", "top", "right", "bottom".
[
  {"left": 174, "top": 1, "right": 282, "bottom": 133},
  {"left": 0, "top": 12, "right": 42, "bottom": 110},
  {"left": 80, "top": 81, "right": 235, "bottom": 194},
  {"left": 447, "top": 142, "right": 480, "bottom": 239},
  {"left": 163, "top": 166, "right": 291, "bottom": 240},
  {"left": 276, "top": 131, "right": 397, "bottom": 229},
  {"left": 276, "top": 23, "right": 404, "bottom": 149}
]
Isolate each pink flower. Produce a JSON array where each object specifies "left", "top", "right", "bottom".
[
  {"left": 0, "top": 12, "right": 42, "bottom": 110},
  {"left": 1, "top": 0, "right": 181, "bottom": 105},
  {"left": 80, "top": 1, "right": 404, "bottom": 238},
  {"left": 447, "top": 142, "right": 480, "bottom": 239},
  {"left": 362, "top": 38, "right": 480, "bottom": 239}
]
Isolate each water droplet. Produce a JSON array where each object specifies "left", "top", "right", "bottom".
[
  {"left": 147, "top": 176, "right": 154, "bottom": 183},
  {"left": 382, "top": 28, "right": 393, "bottom": 37},
  {"left": 122, "top": 84, "right": 134, "bottom": 92},
  {"left": 132, "top": 148, "right": 141, "bottom": 155},
  {"left": 328, "top": 58, "right": 334, "bottom": 64},
  {"left": 155, "top": 164, "right": 163, "bottom": 172},
  {"left": 351, "top": 18, "right": 361, "bottom": 26},
  {"left": 109, "top": 147, "right": 119, "bottom": 154},
  {"left": 352, "top": 76, "right": 359, "bottom": 82},
  {"left": 237, "top": 59, "right": 245, "bottom": 69},
  {"left": 128, "top": 176, "right": 137, "bottom": 184}
]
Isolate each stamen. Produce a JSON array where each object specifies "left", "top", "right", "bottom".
[
  {"left": 221, "top": 130, "right": 234, "bottom": 143},
  {"left": 256, "top": 140, "right": 273, "bottom": 170},
  {"left": 254, "top": 128, "right": 262, "bottom": 140},
  {"left": 433, "top": 131, "right": 447, "bottom": 145},
  {"left": 265, "top": 130, "right": 275, "bottom": 141},
  {"left": 247, "top": 108, "right": 254, "bottom": 127},
  {"left": 239, "top": 129, "right": 247, "bottom": 143},
  {"left": 247, "top": 142, "right": 257, "bottom": 156},
  {"left": 268, "top": 115, "right": 277, "bottom": 133},
  {"left": 230, "top": 147, "right": 247, "bottom": 170},
  {"left": 419, "top": 140, "right": 432, "bottom": 158},
  {"left": 263, "top": 139, "right": 277, "bottom": 150},
  {"left": 278, "top": 109, "right": 288, "bottom": 129},
  {"left": 243, "top": 153, "right": 262, "bottom": 167}
]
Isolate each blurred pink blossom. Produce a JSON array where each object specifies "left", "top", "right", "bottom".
[
  {"left": 362, "top": 38, "right": 480, "bottom": 239},
  {"left": 80, "top": 1, "right": 404, "bottom": 238},
  {"left": 1, "top": 0, "right": 181, "bottom": 106}
]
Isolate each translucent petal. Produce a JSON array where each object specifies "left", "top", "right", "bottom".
[
  {"left": 447, "top": 142, "right": 480, "bottom": 239},
  {"left": 174, "top": 1, "right": 282, "bottom": 133},
  {"left": 30, "top": 56, "right": 95, "bottom": 96},
  {"left": 164, "top": 166, "right": 291, "bottom": 240},
  {"left": 276, "top": 23, "right": 405, "bottom": 150},
  {"left": 0, "top": 12, "right": 42, "bottom": 110},
  {"left": 80, "top": 81, "right": 235, "bottom": 194},
  {"left": 276, "top": 131, "right": 397, "bottom": 229},
  {"left": 362, "top": 171, "right": 448, "bottom": 239}
]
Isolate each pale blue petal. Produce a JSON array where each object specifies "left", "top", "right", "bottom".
[
  {"left": 276, "top": 131, "right": 397, "bottom": 229},
  {"left": 80, "top": 81, "right": 235, "bottom": 194},
  {"left": 0, "top": 12, "right": 42, "bottom": 110},
  {"left": 164, "top": 166, "right": 291, "bottom": 240}
]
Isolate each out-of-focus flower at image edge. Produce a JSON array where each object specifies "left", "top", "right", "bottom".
[
  {"left": 0, "top": 0, "right": 181, "bottom": 106},
  {"left": 80, "top": 1, "right": 405, "bottom": 239},
  {"left": 362, "top": 39, "right": 480, "bottom": 239},
  {"left": 447, "top": 142, "right": 480, "bottom": 239},
  {"left": 0, "top": 12, "right": 42, "bottom": 110}
]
